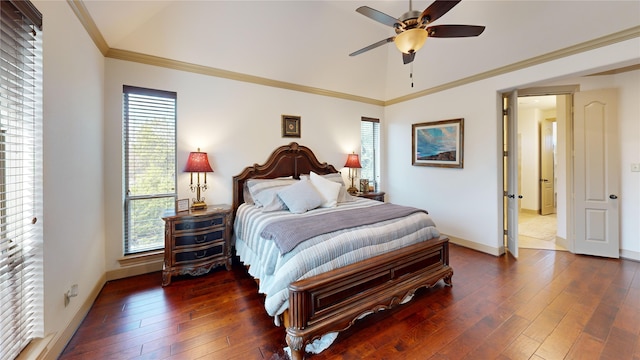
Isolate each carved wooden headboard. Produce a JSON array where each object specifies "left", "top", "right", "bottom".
[{"left": 232, "top": 142, "right": 338, "bottom": 216}]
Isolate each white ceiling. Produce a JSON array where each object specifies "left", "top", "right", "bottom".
[{"left": 82, "top": 0, "right": 640, "bottom": 101}]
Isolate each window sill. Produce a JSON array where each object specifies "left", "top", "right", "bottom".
[{"left": 118, "top": 250, "right": 164, "bottom": 267}]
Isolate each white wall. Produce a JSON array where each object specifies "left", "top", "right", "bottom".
[
  {"left": 384, "top": 38, "right": 640, "bottom": 259},
  {"left": 103, "top": 59, "right": 384, "bottom": 273},
  {"left": 35, "top": 0, "right": 106, "bottom": 352}
]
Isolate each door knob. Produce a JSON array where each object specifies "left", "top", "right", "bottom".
[{"left": 609, "top": 194, "right": 618, "bottom": 199}]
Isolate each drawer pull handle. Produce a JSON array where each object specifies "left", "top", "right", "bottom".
[
  {"left": 195, "top": 235, "right": 207, "bottom": 243},
  {"left": 195, "top": 250, "right": 206, "bottom": 259}
]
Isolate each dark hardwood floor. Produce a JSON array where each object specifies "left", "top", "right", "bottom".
[{"left": 60, "top": 244, "right": 640, "bottom": 359}]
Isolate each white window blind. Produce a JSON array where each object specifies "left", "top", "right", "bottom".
[
  {"left": 360, "top": 117, "right": 380, "bottom": 191},
  {"left": 123, "top": 85, "right": 176, "bottom": 255},
  {"left": 0, "top": 1, "right": 44, "bottom": 359}
]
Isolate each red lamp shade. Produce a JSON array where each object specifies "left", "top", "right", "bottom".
[
  {"left": 184, "top": 150, "right": 213, "bottom": 173},
  {"left": 344, "top": 153, "right": 362, "bottom": 168}
]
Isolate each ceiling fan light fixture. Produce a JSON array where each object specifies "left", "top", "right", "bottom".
[{"left": 394, "top": 28, "right": 428, "bottom": 54}]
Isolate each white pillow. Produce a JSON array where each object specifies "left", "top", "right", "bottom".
[
  {"left": 277, "top": 179, "right": 323, "bottom": 214},
  {"left": 310, "top": 171, "right": 342, "bottom": 208},
  {"left": 246, "top": 178, "right": 297, "bottom": 210},
  {"left": 320, "top": 172, "right": 356, "bottom": 203}
]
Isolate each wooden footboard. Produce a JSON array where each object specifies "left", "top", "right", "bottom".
[{"left": 285, "top": 237, "right": 453, "bottom": 360}]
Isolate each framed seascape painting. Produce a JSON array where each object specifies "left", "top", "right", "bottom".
[{"left": 412, "top": 118, "right": 464, "bottom": 168}]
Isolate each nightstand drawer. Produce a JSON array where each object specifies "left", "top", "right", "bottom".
[
  {"left": 174, "top": 216, "right": 224, "bottom": 231},
  {"left": 174, "top": 242, "right": 224, "bottom": 264},
  {"left": 174, "top": 229, "right": 224, "bottom": 247}
]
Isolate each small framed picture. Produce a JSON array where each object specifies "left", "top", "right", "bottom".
[
  {"left": 176, "top": 198, "right": 189, "bottom": 212},
  {"left": 282, "top": 115, "right": 301, "bottom": 138},
  {"left": 359, "top": 179, "right": 369, "bottom": 193}
]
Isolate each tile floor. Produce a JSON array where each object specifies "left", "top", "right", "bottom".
[{"left": 518, "top": 211, "right": 567, "bottom": 251}]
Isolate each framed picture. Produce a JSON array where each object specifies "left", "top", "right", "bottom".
[
  {"left": 359, "top": 179, "right": 369, "bottom": 193},
  {"left": 176, "top": 198, "right": 189, "bottom": 212},
  {"left": 282, "top": 115, "right": 301, "bottom": 138},
  {"left": 412, "top": 118, "right": 464, "bottom": 168}
]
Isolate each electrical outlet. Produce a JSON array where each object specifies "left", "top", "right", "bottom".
[{"left": 632, "top": 163, "right": 640, "bottom": 172}]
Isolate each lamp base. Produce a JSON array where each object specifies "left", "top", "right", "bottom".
[
  {"left": 191, "top": 201, "right": 207, "bottom": 210},
  {"left": 347, "top": 186, "right": 359, "bottom": 195}
]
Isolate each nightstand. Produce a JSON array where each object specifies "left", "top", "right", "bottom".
[
  {"left": 357, "top": 191, "right": 385, "bottom": 202},
  {"left": 162, "top": 204, "right": 232, "bottom": 286}
]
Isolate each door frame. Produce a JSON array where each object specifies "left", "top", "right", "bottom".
[{"left": 501, "top": 85, "right": 578, "bottom": 255}]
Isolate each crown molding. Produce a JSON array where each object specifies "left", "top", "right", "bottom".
[
  {"left": 104, "top": 48, "right": 385, "bottom": 106},
  {"left": 67, "top": 0, "right": 109, "bottom": 56},
  {"left": 68, "top": 0, "right": 638, "bottom": 107},
  {"left": 384, "top": 25, "right": 640, "bottom": 106}
]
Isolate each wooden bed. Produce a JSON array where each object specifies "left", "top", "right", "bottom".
[{"left": 232, "top": 142, "right": 453, "bottom": 360}]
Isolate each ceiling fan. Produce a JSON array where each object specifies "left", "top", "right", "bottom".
[{"left": 349, "top": 0, "right": 485, "bottom": 65}]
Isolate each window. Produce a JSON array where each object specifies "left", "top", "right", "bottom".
[
  {"left": 360, "top": 117, "right": 380, "bottom": 191},
  {"left": 0, "top": 0, "right": 44, "bottom": 359},
  {"left": 123, "top": 86, "right": 176, "bottom": 255}
]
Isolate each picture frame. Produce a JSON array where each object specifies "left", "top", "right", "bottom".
[
  {"left": 412, "top": 118, "right": 464, "bottom": 168},
  {"left": 176, "top": 198, "right": 189, "bottom": 212},
  {"left": 282, "top": 115, "right": 301, "bottom": 138},
  {"left": 359, "top": 179, "right": 369, "bottom": 193}
]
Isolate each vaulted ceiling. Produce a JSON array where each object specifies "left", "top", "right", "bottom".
[{"left": 79, "top": 0, "right": 640, "bottom": 102}]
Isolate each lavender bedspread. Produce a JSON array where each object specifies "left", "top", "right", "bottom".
[{"left": 260, "top": 203, "right": 430, "bottom": 254}]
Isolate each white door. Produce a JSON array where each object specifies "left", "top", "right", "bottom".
[
  {"left": 505, "top": 92, "right": 519, "bottom": 258},
  {"left": 540, "top": 118, "right": 555, "bottom": 215},
  {"left": 574, "top": 89, "right": 619, "bottom": 258}
]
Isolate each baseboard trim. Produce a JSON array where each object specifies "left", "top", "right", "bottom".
[
  {"left": 555, "top": 236, "right": 568, "bottom": 250},
  {"left": 106, "top": 259, "right": 163, "bottom": 281},
  {"left": 620, "top": 249, "right": 640, "bottom": 262},
  {"left": 519, "top": 208, "right": 539, "bottom": 215},
  {"left": 35, "top": 273, "right": 107, "bottom": 360},
  {"left": 444, "top": 234, "right": 502, "bottom": 256}
]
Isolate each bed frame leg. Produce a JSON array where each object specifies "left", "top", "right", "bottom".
[{"left": 286, "top": 334, "right": 305, "bottom": 360}]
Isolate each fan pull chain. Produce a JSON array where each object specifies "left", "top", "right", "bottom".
[{"left": 410, "top": 63, "right": 414, "bottom": 88}]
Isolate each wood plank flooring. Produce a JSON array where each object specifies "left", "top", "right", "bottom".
[{"left": 60, "top": 244, "right": 640, "bottom": 359}]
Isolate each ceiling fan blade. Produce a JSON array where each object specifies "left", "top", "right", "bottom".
[
  {"left": 426, "top": 24, "right": 485, "bottom": 37},
  {"left": 403, "top": 52, "right": 416, "bottom": 65},
  {"left": 419, "top": 0, "right": 461, "bottom": 25},
  {"left": 356, "top": 6, "right": 402, "bottom": 28},
  {"left": 349, "top": 37, "right": 395, "bottom": 57}
]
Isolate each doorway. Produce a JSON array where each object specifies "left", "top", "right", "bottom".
[
  {"left": 503, "top": 86, "right": 621, "bottom": 259},
  {"left": 516, "top": 95, "right": 567, "bottom": 251}
]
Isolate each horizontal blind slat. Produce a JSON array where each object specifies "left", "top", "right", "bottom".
[{"left": 0, "top": 1, "right": 43, "bottom": 359}]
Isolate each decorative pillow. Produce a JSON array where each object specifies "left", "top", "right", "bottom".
[
  {"left": 300, "top": 172, "right": 355, "bottom": 203},
  {"left": 320, "top": 172, "right": 356, "bottom": 203},
  {"left": 246, "top": 178, "right": 297, "bottom": 210},
  {"left": 310, "top": 171, "right": 342, "bottom": 208},
  {"left": 277, "top": 179, "right": 324, "bottom": 214}
]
